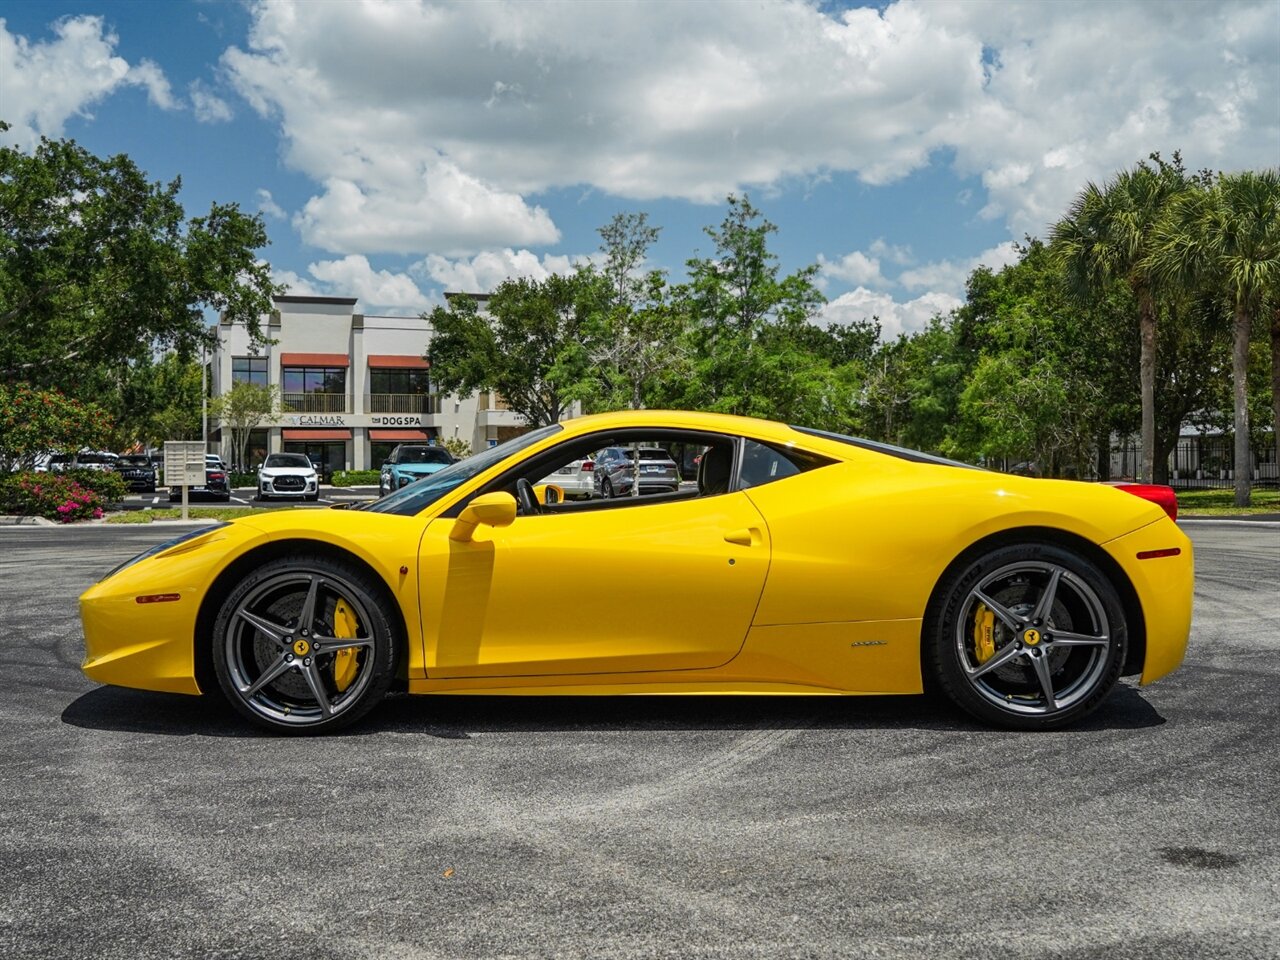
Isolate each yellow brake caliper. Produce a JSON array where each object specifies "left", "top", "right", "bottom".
[
  {"left": 332, "top": 599, "right": 360, "bottom": 692},
  {"left": 973, "top": 603, "right": 996, "bottom": 664}
]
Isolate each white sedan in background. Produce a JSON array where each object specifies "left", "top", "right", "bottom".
[{"left": 257, "top": 452, "right": 319, "bottom": 501}]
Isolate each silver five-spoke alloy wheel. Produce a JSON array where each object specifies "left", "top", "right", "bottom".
[
  {"left": 212, "top": 556, "right": 395, "bottom": 733},
  {"left": 931, "top": 543, "right": 1127, "bottom": 729}
]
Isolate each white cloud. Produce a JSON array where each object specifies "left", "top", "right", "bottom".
[
  {"left": 416, "top": 249, "right": 586, "bottom": 293},
  {"left": 306, "top": 255, "right": 427, "bottom": 312},
  {"left": 869, "top": 238, "right": 913, "bottom": 266},
  {"left": 817, "top": 250, "right": 887, "bottom": 288},
  {"left": 821, "top": 288, "right": 962, "bottom": 341},
  {"left": 189, "top": 80, "right": 233, "bottom": 123},
  {"left": 292, "top": 163, "right": 559, "bottom": 257},
  {"left": 272, "top": 258, "right": 428, "bottom": 314},
  {"left": 0, "top": 15, "right": 179, "bottom": 148},
  {"left": 271, "top": 268, "right": 323, "bottom": 298},
  {"left": 255, "top": 188, "right": 285, "bottom": 220},
  {"left": 898, "top": 242, "right": 1021, "bottom": 297},
  {"left": 220, "top": 0, "right": 1278, "bottom": 253}
]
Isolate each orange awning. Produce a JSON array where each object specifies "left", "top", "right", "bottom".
[
  {"left": 280, "top": 353, "right": 350, "bottom": 367},
  {"left": 282, "top": 429, "right": 352, "bottom": 441},
  {"left": 367, "top": 354, "right": 429, "bottom": 369},
  {"left": 369, "top": 429, "right": 430, "bottom": 441}
]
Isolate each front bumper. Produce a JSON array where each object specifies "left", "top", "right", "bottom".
[
  {"left": 80, "top": 523, "right": 266, "bottom": 694},
  {"left": 260, "top": 477, "right": 317, "bottom": 497},
  {"left": 1102, "top": 517, "right": 1194, "bottom": 685}
]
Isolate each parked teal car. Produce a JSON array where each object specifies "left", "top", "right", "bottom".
[{"left": 378, "top": 444, "right": 455, "bottom": 496}]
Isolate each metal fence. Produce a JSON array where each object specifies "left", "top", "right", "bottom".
[{"left": 1111, "top": 435, "right": 1279, "bottom": 488}]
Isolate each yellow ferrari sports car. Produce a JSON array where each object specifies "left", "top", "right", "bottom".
[{"left": 80, "top": 411, "right": 1193, "bottom": 734}]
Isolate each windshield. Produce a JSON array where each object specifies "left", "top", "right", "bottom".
[
  {"left": 399, "top": 447, "right": 452, "bottom": 465},
  {"left": 364, "top": 424, "right": 562, "bottom": 516},
  {"left": 118, "top": 456, "right": 150, "bottom": 466},
  {"left": 265, "top": 453, "right": 312, "bottom": 469}
]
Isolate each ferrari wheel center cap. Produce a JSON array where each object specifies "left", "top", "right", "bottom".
[
  {"left": 293, "top": 638, "right": 311, "bottom": 656},
  {"left": 1023, "top": 629, "right": 1042, "bottom": 647}
]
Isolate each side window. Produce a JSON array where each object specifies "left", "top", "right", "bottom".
[{"left": 737, "top": 439, "right": 828, "bottom": 490}]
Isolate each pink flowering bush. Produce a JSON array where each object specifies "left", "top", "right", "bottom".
[{"left": 0, "top": 472, "right": 106, "bottom": 522}]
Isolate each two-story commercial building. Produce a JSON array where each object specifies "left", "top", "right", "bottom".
[{"left": 207, "top": 294, "right": 528, "bottom": 473}]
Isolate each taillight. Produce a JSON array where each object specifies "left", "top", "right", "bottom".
[
  {"left": 208, "top": 472, "right": 226, "bottom": 481},
  {"left": 581, "top": 461, "right": 594, "bottom": 472},
  {"left": 1113, "top": 483, "right": 1177, "bottom": 522}
]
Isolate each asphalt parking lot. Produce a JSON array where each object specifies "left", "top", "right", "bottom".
[{"left": 1, "top": 523, "right": 1277, "bottom": 960}]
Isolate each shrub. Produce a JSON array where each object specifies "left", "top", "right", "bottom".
[
  {"left": 443, "top": 437, "right": 471, "bottom": 460},
  {"left": 0, "top": 384, "right": 114, "bottom": 471},
  {"left": 331, "top": 469, "right": 381, "bottom": 487},
  {"left": 229, "top": 471, "right": 257, "bottom": 488},
  {"left": 64, "top": 468, "right": 127, "bottom": 503},
  {"left": 0, "top": 472, "right": 105, "bottom": 522}
]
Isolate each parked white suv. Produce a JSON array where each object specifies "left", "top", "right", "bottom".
[{"left": 257, "top": 452, "right": 319, "bottom": 501}]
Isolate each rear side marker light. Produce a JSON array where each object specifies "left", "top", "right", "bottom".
[
  {"left": 1136, "top": 548, "right": 1181, "bottom": 560},
  {"left": 136, "top": 594, "right": 181, "bottom": 604}
]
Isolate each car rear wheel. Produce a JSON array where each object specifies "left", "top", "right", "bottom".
[
  {"left": 211, "top": 555, "right": 397, "bottom": 734},
  {"left": 601, "top": 478, "right": 614, "bottom": 499},
  {"left": 926, "top": 542, "right": 1127, "bottom": 730}
]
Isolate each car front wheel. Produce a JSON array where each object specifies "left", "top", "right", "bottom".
[
  {"left": 211, "top": 555, "right": 397, "bottom": 734},
  {"left": 926, "top": 542, "right": 1128, "bottom": 730}
]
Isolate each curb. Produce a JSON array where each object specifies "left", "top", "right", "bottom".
[
  {"left": 1179, "top": 518, "right": 1280, "bottom": 527},
  {"left": 0, "top": 515, "right": 56, "bottom": 526}
]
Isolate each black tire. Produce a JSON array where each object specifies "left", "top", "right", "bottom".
[
  {"left": 601, "top": 478, "right": 613, "bottom": 499},
  {"left": 925, "top": 542, "right": 1128, "bottom": 730},
  {"left": 211, "top": 554, "right": 398, "bottom": 734}
]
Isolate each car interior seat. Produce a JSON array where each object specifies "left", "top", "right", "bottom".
[{"left": 697, "top": 444, "right": 733, "bottom": 496}]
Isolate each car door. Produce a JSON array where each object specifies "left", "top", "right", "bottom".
[{"left": 417, "top": 487, "right": 771, "bottom": 678}]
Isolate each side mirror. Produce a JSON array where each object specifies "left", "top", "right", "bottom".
[
  {"left": 450, "top": 492, "right": 518, "bottom": 542},
  {"left": 534, "top": 483, "right": 564, "bottom": 506}
]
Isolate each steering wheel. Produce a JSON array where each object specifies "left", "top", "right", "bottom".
[{"left": 515, "top": 478, "right": 539, "bottom": 516}]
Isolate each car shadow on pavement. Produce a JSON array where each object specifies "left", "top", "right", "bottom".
[{"left": 61, "top": 678, "right": 1165, "bottom": 738}]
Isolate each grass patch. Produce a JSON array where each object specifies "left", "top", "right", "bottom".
[
  {"left": 107, "top": 506, "right": 293, "bottom": 524},
  {"left": 1177, "top": 488, "right": 1280, "bottom": 516}
]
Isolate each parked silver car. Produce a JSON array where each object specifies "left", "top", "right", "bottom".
[{"left": 592, "top": 446, "right": 679, "bottom": 498}]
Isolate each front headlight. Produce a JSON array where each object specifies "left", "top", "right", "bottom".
[{"left": 100, "top": 523, "right": 230, "bottom": 583}]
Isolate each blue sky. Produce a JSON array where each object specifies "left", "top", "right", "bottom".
[{"left": 2, "top": 0, "right": 1277, "bottom": 337}]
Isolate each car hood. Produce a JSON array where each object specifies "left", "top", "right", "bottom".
[{"left": 260, "top": 467, "right": 316, "bottom": 478}]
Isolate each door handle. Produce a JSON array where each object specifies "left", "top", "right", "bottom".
[{"left": 723, "top": 527, "right": 760, "bottom": 546}]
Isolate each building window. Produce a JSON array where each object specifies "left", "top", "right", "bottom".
[
  {"left": 232, "top": 356, "right": 268, "bottom": 386},
  {"left": 282, "top": 366, "right": 348, "bottom": 413},
  {"left": 368, "top": 368, "right": 434, "bottom": 413}
]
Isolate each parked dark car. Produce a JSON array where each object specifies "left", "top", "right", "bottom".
[
  {"left": 307, "top": 455, "right": 333, "bottom": 484},
  {"left": 115, "top": 454, "right": 157, "bottom": 492},
  {"left": 592, "top": 446, "right": 680, "bottom": 498},
  {"left": 169, "top": 457, "right": 231, "bottom": 502}
]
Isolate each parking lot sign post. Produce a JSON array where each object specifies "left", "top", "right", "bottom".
[{"left": 164, "top": 441, "right": 205, "bottom": 521}]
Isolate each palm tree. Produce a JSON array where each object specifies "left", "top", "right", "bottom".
[
  {"left": 1150, "top": 169, "right": 1280, "bottom": 506},
  {"left": 1053, "top": 159, "right": 1189, "bottom": 484}
]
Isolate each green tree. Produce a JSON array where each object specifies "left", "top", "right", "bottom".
[
  {"left": 211, "top": 381, "right": 284, "bottom": 471},
  {"left": 671, "top": 194, "right": 831, "bottom": 421},
  {"left": 0, "top": 126, "right": 278, "bottom": 404},
  {"left": 1052, "top": 153, "right": 1194, "bottom": 484},
  {"left": 0, "top": 383, "right": 114, "bottom": 470},
  {"left": 426, "top": 273, "right": 606, "bottom": 426},
  {"left": 587, "top": 213, "right": 688, "bottom": 411},
  {"left": 1150, "top": 168, "right": 1280, "bottom": 505}
]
